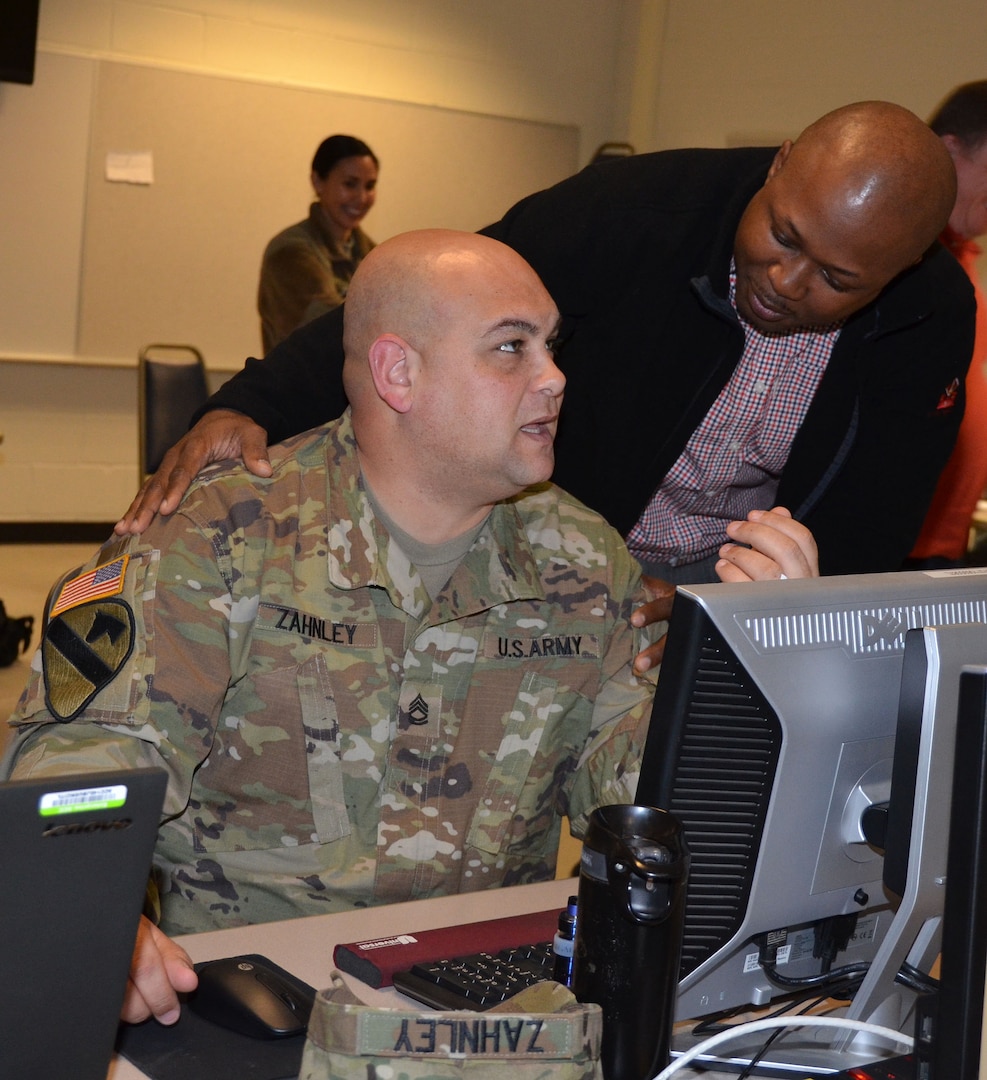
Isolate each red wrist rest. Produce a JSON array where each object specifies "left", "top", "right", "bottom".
[{"left": 332, "top": 907, "right": 561, "bottom": 989}]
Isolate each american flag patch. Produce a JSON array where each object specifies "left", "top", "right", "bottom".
[{"left": 50, "top": 556, "right": 130, "bottom": 617}]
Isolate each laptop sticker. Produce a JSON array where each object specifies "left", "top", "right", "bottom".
[{"left": 38, "top": 783, "right": 129, "bottom": 816}]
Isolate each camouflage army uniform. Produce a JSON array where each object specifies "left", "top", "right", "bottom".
[{"left": 4, "top": 412, "right": 657, "bottom": 936}]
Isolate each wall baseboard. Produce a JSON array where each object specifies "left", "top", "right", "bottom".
[{"left": 0, "top": 523, "right": 115, "bottom": 544}]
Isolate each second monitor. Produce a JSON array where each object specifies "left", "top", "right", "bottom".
[{"left": 637, "top": 567, "right": 987, "bottom": 1073}]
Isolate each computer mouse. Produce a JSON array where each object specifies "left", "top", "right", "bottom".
[{"left": 187, "top": 954, "right": 316, "bottom": 1039}]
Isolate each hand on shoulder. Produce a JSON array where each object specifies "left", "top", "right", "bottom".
[{"left": 115, "top": 410, "right": 272, "bottom": 535}]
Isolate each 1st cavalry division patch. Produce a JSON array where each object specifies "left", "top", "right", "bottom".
[{"left": 43, "top": 599, "right": 135, "bottom": 722}]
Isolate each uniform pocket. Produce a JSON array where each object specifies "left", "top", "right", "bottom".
[
  {"left": 465, "top": 670, "right": 561, "bottom": 856},
  {"left": 192, "top": 653, "right": 351, "bottom": 853}
]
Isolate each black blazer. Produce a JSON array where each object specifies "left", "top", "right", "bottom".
[{"left": 206, "top": 148, "right": 976, "bottom": 575}]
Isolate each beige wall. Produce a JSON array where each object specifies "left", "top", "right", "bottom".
[
  {"left": 2, "top": 0, "right": 987, "bottom": 522},
  {"left": 642, "top": 1, "right": 987, "bottom": 284},
  {"left": 0, "top": 0, "right": 640, "bottom": 523},
  {"left": 651, "top": 0, "right": 987, "bottom": 150},
  {"left": 36, "top": 0, "right": 630, "bottom": 162}
]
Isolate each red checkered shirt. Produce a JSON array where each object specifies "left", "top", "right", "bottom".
[{"left": 626, "top": 266, "right": 841, "bottom": 566}]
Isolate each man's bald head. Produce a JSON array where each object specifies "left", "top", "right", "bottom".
[
  {"left": 339, "top": 229, "right": 563, "bottom": 537},
  {"left": 785, "top": 101, "right": 956, "bottom": 264},
  {"left": 733, "top": 101, "right": 957, "bottom": 335},
  {"left": 341, "top": 231, "right": 437, "bottom": 400},
  {"left": 342, "top": 229, "right": 548, "bottom": 403}
]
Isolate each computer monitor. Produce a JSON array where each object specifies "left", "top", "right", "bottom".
[
  {"left": 635, "top": 567, "right": 987, "bottom": 1074},
  {"left": 0, "top": 1, "right": 40, "bottom": 85},
  {"left": 933, "top": 662, "right": 987, "bottom": 1079}
]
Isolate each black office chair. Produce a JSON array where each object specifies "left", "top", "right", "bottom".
[{"left": 138, "top": 344, "right": 209, "bottom": 479}]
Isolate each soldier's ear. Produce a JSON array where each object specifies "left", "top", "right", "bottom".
[{"left": 368, "top": 335, "right": 414, "bottom": 413}]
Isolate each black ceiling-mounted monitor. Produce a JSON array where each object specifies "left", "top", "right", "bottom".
[
  {"left": 1, "top": 1, "right": 41, "bottom": 86},
  {"left": 636, "top": 568, "right": 987, "bottom": 1075}
]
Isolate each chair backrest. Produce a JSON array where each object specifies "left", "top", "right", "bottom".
[
  {"left": 138, "top": 343, "right": 210, "bottom": 478},
  {"left": 589, "top": 141, "right": 635, "bottom": 164}
]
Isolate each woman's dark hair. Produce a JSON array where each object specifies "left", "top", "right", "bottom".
[{"left": 311, "top": 134, "right": 379, "bottom": 178}]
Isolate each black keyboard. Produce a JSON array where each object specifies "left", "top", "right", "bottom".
[{"left": 392, "top": 940, "right": 555, "bottom": 1010}]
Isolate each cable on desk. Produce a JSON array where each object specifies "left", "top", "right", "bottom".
[
  {"left": 690, "top": 989, "right": 831, "bottom": 1038},
  {"left": 653, "top": 1015, "right": 914, "bottom": 1080},
  {"left": 733, "top": 995, "right": 830, "bottom": 1080},
  {"left": 690, "top": 992, "right": 847, "bottom": 1079}
]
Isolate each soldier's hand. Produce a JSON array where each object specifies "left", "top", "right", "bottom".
[
  {"left": 716, "top": 507, "right": 819, "bottom": 583},
  {"left": 115, "top": 410, "right": 272, "bottom": 536},
  {"left": 120, "top": 915, "right": 198, "bottom": 1025},
  {"left": 631, "top": 575, "right": 676, "bottom": 675}
]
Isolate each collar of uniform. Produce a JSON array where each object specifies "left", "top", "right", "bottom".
[
  {"left": 323, "top": 413, "right": 546, "bottom": 615},
  {"left": 323, "top": 412, "right": 422, "bottom": 612},
  {"left": 427, "top": 496, "right": 547, "bottom": 624}
]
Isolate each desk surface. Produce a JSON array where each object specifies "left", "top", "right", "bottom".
[{"left": 103, "top": 879, "right": 783, "bottom": 1080}]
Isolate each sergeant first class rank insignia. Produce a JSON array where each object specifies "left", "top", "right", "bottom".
[{"left": 43, "top": 557, "right": 134, "bottom": 722}]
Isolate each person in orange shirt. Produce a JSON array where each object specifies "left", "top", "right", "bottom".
[{"left": 909, "top": 82, "right": 987, "bottom": 566}]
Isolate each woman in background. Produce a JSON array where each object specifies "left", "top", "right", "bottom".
[{"left": 258, "top": 134, "right": 379, "bottom": 354}]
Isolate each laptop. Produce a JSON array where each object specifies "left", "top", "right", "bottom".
[{"left": 0, "top": 767, "right": 167, "bottom": 1080}]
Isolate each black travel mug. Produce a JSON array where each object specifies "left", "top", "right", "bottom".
[{"left": 572, "top": 804, "right": 689, "bottom": 1080}]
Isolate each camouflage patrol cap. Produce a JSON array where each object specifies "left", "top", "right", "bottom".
[{"left": 300, "top": 973, "right": 603, "bottom": 1080}]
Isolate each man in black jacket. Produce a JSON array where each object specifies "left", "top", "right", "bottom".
[{"left": 118, "top": 102, "right": 973, "bottom": 664}]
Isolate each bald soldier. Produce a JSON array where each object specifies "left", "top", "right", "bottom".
[
  {"left": 118, "top": 101, "right": 975, "bottom": 670},
  {"left": 3, "top": 230, "right": 660, "bottom": 1024}
]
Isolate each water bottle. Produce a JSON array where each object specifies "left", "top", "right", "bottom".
[{"left": 572, "top": 804, "right": 689, "bottom": 1080}]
